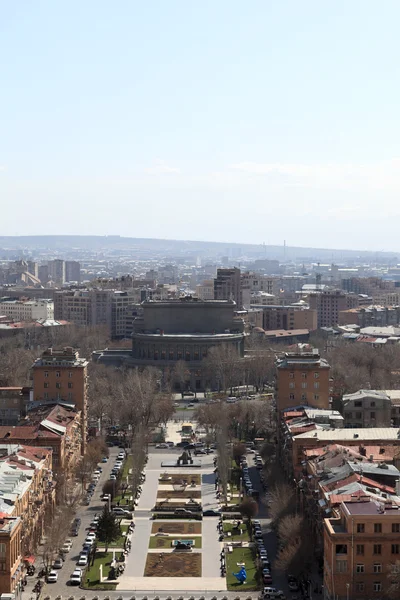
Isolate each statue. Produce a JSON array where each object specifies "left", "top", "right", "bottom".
[{"left": 232, "top": 566, "right": 247, "bottom": 584}]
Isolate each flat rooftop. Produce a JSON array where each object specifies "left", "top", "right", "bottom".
[{"left": 294, "top": 427, "right": 400, "bottom": 441}]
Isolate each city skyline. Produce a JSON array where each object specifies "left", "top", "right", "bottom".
[{"left": 2, "top": 1, "right": 400, "bottom": 249}]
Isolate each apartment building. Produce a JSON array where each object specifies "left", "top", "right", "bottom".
[
  {"left": 275, "top": 347, "right": 330, "bottom": 412},
  {"left": 309, "top": 291, "right": 356, "bottom": 328},
  {"left": 340, "top": 390, "right": 392, "bottom": 428},
  {"left": 0, "top": 444, "right": 55, "bottom": 592},
  {"left": 252, "top": 304, "right": 318, "bottom": 331},
  {"left": 195, "top": 280, "right": 214, "bottom": 300},
  {"left": 0, "top": 387, "right": 31, "bottom": 425},
  {"left": 31, "top": 347, "right": 88, "bottom": 453},
  {"left": 65, "top": 260, "right": 81, "bottom": 283},
  {"left": 324, "top": 495, "right": 400, "bottom": 600},
  {"left": 54, "top": 289, "right": 112, "bottom": 329},
  {"left": 48, "top": 259, "right": 65, "bottom": 285},
  {"left": 339, "top": 305, "right": 400, "bottom": 328},
  {"left": 111, "top": 291, "right": 141, "bottom": 338},
  {"left": 214, "top": 267, "right": 242, "bottom": 307},
  {"left": 0, "top": 298, "right": 54, "bottom": 321}
]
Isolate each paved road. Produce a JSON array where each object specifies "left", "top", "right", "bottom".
[{"left": 23, "top": 447, "right": 119, "bottom": 597}]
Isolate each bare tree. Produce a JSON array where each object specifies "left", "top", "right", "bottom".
[
  {"left": 173, "top": 360, "right": 191, "bottom": 397},
  {"left": 277, "top": 514, "right": 304, "bottom": 545},
  {"left": 268, "top": 482, "right": 295, "bottom": 525}
]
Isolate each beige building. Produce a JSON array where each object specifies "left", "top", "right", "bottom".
[
  {"left": 195, "top": 280, "right": 214, "bottom": 300},
  {"left": 54, "top": 289, "right": 113, "bottom": 329},
  {"left": 0, "top": 299, "right": 54, "bottom": 321},
  {"left": 309, "top": 290, "right": 356, "bottom": 328},
  {"left": 340, "top": 390, "right": 392, "bottom": 428},
  {"left": 253, "top": 304, "right": 317, "bottom": 331}
]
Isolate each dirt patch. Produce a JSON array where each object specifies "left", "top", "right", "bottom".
[
  {"left": 151, "top": 521, "right": 202, "bottom": 535},
  {"left": 156, "top": 490, "right": 201, "bottom": 499},
  {"left": 144, "top": 552, "right": 201, "bottom": 577},
  {"left": 161, "top": 474, "right": 201, "bottom": 486}
]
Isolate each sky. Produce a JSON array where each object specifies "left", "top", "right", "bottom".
[{"left": 1, "top": 1, "right": 400, "bottom": 250}]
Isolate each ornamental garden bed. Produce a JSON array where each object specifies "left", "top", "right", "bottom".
[
  {"left": 151, "top": 521, "right": 202, "bottom": 535},
  {"left": 149, "top": 535, "right": 202, "bottom": 549},
  {"left": 144, "top": 552, "right": 201, "bottom": 577},
  {"left": 156, "top": 490, "right": 202, "bottom": 499}
]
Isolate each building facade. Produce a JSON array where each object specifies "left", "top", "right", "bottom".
[
  {"left": 252, "top": 304, "right": 318, "bottom": 331},
  {"left": 308, "top": 291, "right": 351, "bottom": 328},
  {"left": 65, "top": 260, "right": 81, "bottom": 283},
  {"left": 275, "top": 347, "right": 330, "bottom": 412},
  {"left": 31, "top": 348, "right": 88, "bottom": 453},
  {"left": 340, "top": 390, "right": 392, "bottom": 428},
  {"left": 324, "top": 496, "right": 400, "bottom": 600},
  {"left": 0, "top": 299, "right": 54, "bottom": 321},
  {"left": 54, "top": 289, "right": 113, "bottom": 329},
  {"left": 48, "top": 259, "right": 66, "bottom": 285},
  {"left": 214, "top": 268, "right": 242, "bottom": 308}
]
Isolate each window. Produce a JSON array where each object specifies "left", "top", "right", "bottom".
[
  {"left": 355, "top": 412, "right": 362, "bottom": 419},
  {"left": 373, "top": 544, "right": 382, "bottom": 555},
  {"left": 356, "top": 564, "right": 364, "bottom": 573},
  {"left": 56, "top": 371, "right": 60, "bottom": 378},
  {"left": 0, "top": 543, "right": 5, "bottom": 556},
  {"left": 289, "top": 372, "right": 294, "bottom": 379},
  {"left": 336, "top": 544, "right": 347, "bottom": 555},
  {"left": 44, "top": 382, "right": 49, "bottom": 388},
  {"left": 68, "top": 371, "right": 73, "bottom": 378},
  {"left": 373, "top": 582, "right": 382, "bottom": 593},
  {"left": 392, "top": 544, "right": 400, "bottom": 554},
  {"left": 301, "top": 373, "right": 307, "bottom": 379},
  {"left": 371, "top": 411, "right": 376, "bottom": 419},
  {"left": 355, "top": 401, "right": 362, "bottom": 407},
  {"left": 314, "top": 382, "right": 320, "bottom": 389},
  {"left": 356, "top": 544, "right": 364, "bottom": 555},
  {"left": 289, "top": 382, "right": 295, "bottom": 389},
  {"left": 314, "top": 372, "right": 319, "bottom": 379},
  {"left": 68, "top": 392, "right": 73, "bottom": 400},
  {"left": 301, "top": 382, "right": 307, "bottom": 389},
  {"left": 68, "top": 382, "right": 73, "bottom": 389},
  {"left": 56, "top": 382, "right": 61, "bottom": 389},
  {"left": 289, "top": 394, "right": 295, "bottom": 400},
  {"left": 356, "top": 583, "right": 364, "bottom": 593},
  {"left": 44, "top": 393, "right": 48, "bottom": 399},
  {"left": 392, "top": 524, "right": 400, "bottom": 533},
  {"left": 374, "top": 523, "right": 382, "bottom": 533},
  {"left": 314, "top": 394, "right": 319, "bottom": 401},
  {"left": 371, "top": 401, "right": 376, "bottom": 407},
  {"left": 336, "top": 560, "right": 347, "bottom": 573},
  {"left": 301, "top": 394, "right": 307, "bottom": 401},
  {"left": 373, "top": 564, "right": 382, "bottom": 573},
  {"left": 44, "top": 371, "right": 49, "bottom": 378},
  {"left": 357, "top": 523, "right": 365, "bottom": 533}
]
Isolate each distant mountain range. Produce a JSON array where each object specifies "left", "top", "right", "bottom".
[{"left": 0, "top": 235, "right": 397, "bottom": 262}]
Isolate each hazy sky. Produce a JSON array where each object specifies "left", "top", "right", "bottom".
[{"left": 1, "top": 1, "right": 400, "bottom": 250}]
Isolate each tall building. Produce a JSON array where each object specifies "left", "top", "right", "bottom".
[
  {"left": 48, "top": 259, "right": 65, "bottom": 285},
  {"left": 38, "top": 264, "right": 49, "bottom": 284},
  {"left": 195, "top": 280, "right": 214, "bottom": 300},
  {"left": 340, "top": 390, "right": 392, "bottom": 428},
  {"left": 65, "top": 260, "right": 81, "bottom": 283},
  {"left": 31, "top": 347, "right": 88, "bottom": 453},
  {"left": 308, "top": 290, "right": 353, "bottom": 327},
  {"left": 275, "top": 347, "right": 330, "bottom": 412},
  {"left": 214, "top": 267, "right": 242, "bottom": 307},
  {"left": 324, "top": 495, "right": 400, "bottom": 600},
  {"left": 252, "top": 304, "right": 318, "bottom": 331},
  {"left": 54, "top": 289, "right": 113, "bottom": 329}
]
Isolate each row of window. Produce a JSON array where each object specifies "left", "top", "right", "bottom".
[
  {"left": 357, "top": 523, "right": 400, "bottom": 533},
  {"left": 289, "top": 393, "right": 320, "bottom": 401},
  {"left": 44, "top": 371, "right": 73, "bottom": 377},
  {"left": 337, "top": 542, "right": 399, "bottom": 554},
  {"left": 44, "top": 382, "right": 73, "bottom": 389},
  {"left": 43, "top": 392, "right": 73, "bottom": 401},
  {"left": 289, "top": 372, "right": 320, "bottom": 379},
  {"left": 289, "top": 382, "right": 320, "bottom": 389}
]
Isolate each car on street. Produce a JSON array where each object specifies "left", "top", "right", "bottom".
[
  {"left": 112, "top": 507, "right": 132, "bottom": 518},
  {"left": 263, "top": 573, "right": 273, "bottom": 585},
  {"left": 77, "top": 554, "right": 88, "bottom": 566},
  {"left": 174, "top": 508, "right": 194, "bottom": 516},
  {"left": 262, "top": 587, "right": 285, "bottom": 599},
  {"left": 101, "top": 456, "right": 108, "bottom": 462},
  {"left": 203, "top": 509, "right": 221, "bottom": 516},
  {"left": 47, "top": 570, "right": 58, "bottom": 583},
  {"left": 61, "top": 541, "right": 72, "bottom": 553},
  {"left": 53, "top": 558, "right": 63, "bottom": 569},
  {"left": 155, "top": 443, "right": 169, "bottom": 449},
  {"left": 69, "top": 568, "right": 82, "bottom": 585},
  {"left": 288, "top": 582, "right": 299, "bottom": 592},
  {"left": 101, "top": 493, "right": 111, "bottom": 502},
  {"left": 194, "top": 448, "right": 206, "bottom": 455},
  {"left": 110, "top": 474, "right": 117, "bottom": 480}
]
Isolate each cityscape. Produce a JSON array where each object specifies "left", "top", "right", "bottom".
[{"left": 2, "top": 2, "right": 400, "bottom": 600}]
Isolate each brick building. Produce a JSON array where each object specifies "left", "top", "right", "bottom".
[{"left": 31, "top": 347, "right": 88, "bottom": 453}]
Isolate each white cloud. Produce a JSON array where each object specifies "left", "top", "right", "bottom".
[{"left": 144, "top": 160, "right": 180, "bottom": 175}]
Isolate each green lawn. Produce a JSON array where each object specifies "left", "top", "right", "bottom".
[
  {"left": 83, "top": 551, "right": 117, "bottom": 590},
  {"left": 226, "top": 547, "right": 258, "bottom": 591},
  {"left": 223, "top": 522, "right": 250, "bottom": 542},
  {"left": 149, "top": 535, "right": 202, "bottom": 549},
  {"left": 122, "top": 455, "right": 133, "bottom": 479},
  {"left": 97, "top": 525, "right": 128, "bottom": 548}
]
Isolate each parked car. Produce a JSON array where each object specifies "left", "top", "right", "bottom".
[
  {"left": 174, "top": 508, "right": 194, "bottom": 516},
  {"left": 203, "top": 509, "right": 221, "bottom": 516},
  {"left": 101, "top": 493, "right": 111, "bottom": 502},
  {"left": 101, "top": 456, "right": 108, "bottom": 463},
  {"left": 110, "top": 474, "right": 117, "bottom": 480},
  {"left": 112, "top": 507, "right": 132, "bottom": 518},
  {"left": 47, "top": 570, "right": 58, "bottom": 583},
  {"left": 69, "top": 569, "right": 82, "bottom": 585},
  {"left": 155, "top": 443, "right": 169, "bottom": 449},
  {"left": 77, "top": 554, "right": 88, "bottom": 566},
  {"left": 53, "top": 558, "right": 63, "bottom": 569},
  {"left": 262, "top": 587, "right": 285, "bottom": 599}
]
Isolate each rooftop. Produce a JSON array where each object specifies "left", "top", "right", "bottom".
[
  {"left": 294, "top": 427, "right": 400, "bottom": 441},
  {"left": 344, "top": 497, "right": 400, "bottom": 516}
]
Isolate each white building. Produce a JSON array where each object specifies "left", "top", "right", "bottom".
[
  {"left": 0, "top": 299, "right": 54, "bottom": 321},
  {"left": 195, "top": 280, "right": 214, "bottom": 300}
]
